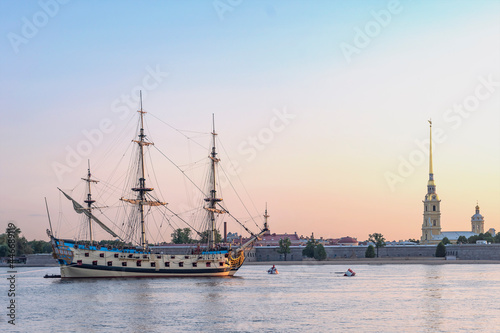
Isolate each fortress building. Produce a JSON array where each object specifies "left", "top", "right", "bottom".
[
  {"left": 420, "top": 121, "right": 485, "bottom": 244},
  {"left": 471, "top": 203, "right": 485, "bottom": 234},
  {"left": 421, "top": 120, "right": 442, "bottom": 243}
]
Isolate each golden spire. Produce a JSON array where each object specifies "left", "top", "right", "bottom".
[
  {"left": 428, "top": 119, "right": 433, "bottom": 176},
  {"left": 427, "top": 120, "right": 436, "bottom": 194}
]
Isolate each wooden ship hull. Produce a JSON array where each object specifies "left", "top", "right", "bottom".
[{"left": 51, "top": 238, "right": 245, "bottom": 278}]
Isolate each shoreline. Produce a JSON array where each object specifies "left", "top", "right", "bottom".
[
  {"left": 2, "top": 258, "right": 500, "bottom": 268},
  {"left": 245, "top": 258, "right": 500, "bottom": 265}
]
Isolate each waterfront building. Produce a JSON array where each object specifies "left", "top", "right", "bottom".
[
  {"left": 229, "top": 206, "right": 304, "bottom": 247},
  {"left": 251, "top": 207, "right": 304, "bottom": 246},
  {"left": 421, "top": 120, "right": 442, "bottom": 244},
  {"left": 231, "top": 207, "right": 357, "bottom": 247},
  {"left": 230, "top": 231, "right": 303, "bottom": 247},
  {"left": 471, "top": 204, "right": 485, "bottom": 234},
  {"left": 226, "top": 231, "right": 240, "bottom": 243},
  {"left": 328, "top": 236, "right": 358, "bottom": 246},
  {"left": 257, "top": 232, "right": 303, "bottom": 246},
  {"left": 420, "top": 121, "right": 491, "bottom": 244}
]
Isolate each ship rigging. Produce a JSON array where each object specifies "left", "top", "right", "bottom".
[{"left": 49, "top": 93, "right": 267, "bottom": 278}]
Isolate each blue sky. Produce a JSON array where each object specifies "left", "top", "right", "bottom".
[{"left": 1, "top": 0, "right": 499, "bottom": 242}]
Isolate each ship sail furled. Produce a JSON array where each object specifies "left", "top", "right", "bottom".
[
  {"left": 119, "top": 198, "right": 165, "bottom": 206},
  {"left": 118, "top": 92, "right": 166, "bottom": 250},
  {"left": 58, "top": 188, "right": 120, "bottom": 239},
  {"left": 202, "top": 114, "right": 225, "bottom": 250}
]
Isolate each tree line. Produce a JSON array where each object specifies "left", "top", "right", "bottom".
[
  {"left": 302, "top": 234, "right": 327, "bottom": 260},
  {"left": 0, "top": 226, "right": 52, "bottom": 257},
  {"left": 0, "top": 225, "right": 137, "bottom": 257},
  {"left": 0, "top": 225, "right": 226, "bottom": 257},
  {"left": 6, "top": 224, "right": 497, "bottom": 260},
  {"left": 456, "top": 232, "right": 500, "bottom": 244},
  {"left": 170, "top": 228, "right": 223, "bottom": 244}
]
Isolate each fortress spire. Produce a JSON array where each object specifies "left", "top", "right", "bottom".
[
  {"left": 428, "top": 119, "right": 433, "bottom": 178},
  {"left": 427, "top": 120, "right": 436, "bottom": 194},
  {"left": 421, "top": 119, "right": 441, "bottom": 244}
]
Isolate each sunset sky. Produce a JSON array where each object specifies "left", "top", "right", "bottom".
[{"left": 1, "top": 0, "right": 499, "bottom": 243}]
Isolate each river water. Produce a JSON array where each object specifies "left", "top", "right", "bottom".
[{"left": 1, "top": 264, "right": 499, "bottom": 332}]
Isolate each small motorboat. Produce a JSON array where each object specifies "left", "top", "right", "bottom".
[
  {"left": 344, "top": 268, "right": 355, "bottom": 277},
  {"left": 268, "top": 265, "right": 279, "bottom": 274},
  {"left": 43, "top": 274, "right": 61, "bottom": 278}
]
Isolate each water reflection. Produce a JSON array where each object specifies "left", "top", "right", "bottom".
[
  {"left": 195, "top": 278, "right": 225, "bottom": 287},
  {"left": 422, "top": 265, "right": 444, "bottom": 331}
]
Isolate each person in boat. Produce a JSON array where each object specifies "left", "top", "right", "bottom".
[{"left": 268, "top": 265, "right": 277, "bottom": 273}]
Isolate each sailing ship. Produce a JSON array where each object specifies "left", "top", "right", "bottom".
[{"left": 48, "top": 96, "right": 267, "bottom": 278}]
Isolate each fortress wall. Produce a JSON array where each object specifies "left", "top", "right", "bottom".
[
  {"left": 446, "top": 244, "right": 500, "bottom": 260},
  {"left": 3, "top": 244, "right": 498, "bottom": 266},
  {"left": 252, "top": 244, "right": 500, "bottom": 261}
]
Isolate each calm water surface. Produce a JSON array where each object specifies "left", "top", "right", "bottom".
[{"left": 1, "top": 264, "right": 499, "bottom": 332}]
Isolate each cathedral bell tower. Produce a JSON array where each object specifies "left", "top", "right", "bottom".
[
  {"left": 471, "top": 203, "right": 484, "bottom": 234},
  {"left": 421, "top": 120, "right": 442, "bottom": 244}
]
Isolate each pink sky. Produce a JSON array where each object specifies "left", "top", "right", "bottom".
[{"left": 1, "top": 1, "right": 499, "bottom": 243}]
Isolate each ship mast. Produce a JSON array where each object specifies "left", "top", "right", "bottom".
[
  {"left": 133, "top": 92, "right": 153, "bottom": 250},
  {"left": 204, "top": 114, "right": 223, "bottom": 249},
  {"left": 82, "top": 160, "right": 98, "bottom": 246},
  {"left": 119, "top": 92, "right": 166, "bottom": 250}
]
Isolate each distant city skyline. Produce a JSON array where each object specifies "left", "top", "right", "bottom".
[{"left": 1, "top": 1, "right": 499, "bottom": 243}]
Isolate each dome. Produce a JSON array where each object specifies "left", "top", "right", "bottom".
[
  {"left": 471, "top": 204, "right": 484, "bottom": 221},
  {"left": 471, "top": 213, "right": 484, "bottom": 221},
  {"left": 425, "top": 193, "right": 439, "bottom": 201}
]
